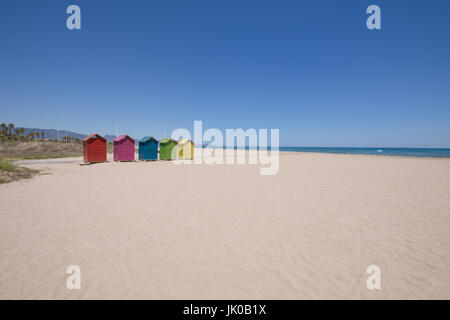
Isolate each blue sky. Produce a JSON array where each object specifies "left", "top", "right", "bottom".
[{"left": 1, "top": 0, "right": 449, "bottom": 147}]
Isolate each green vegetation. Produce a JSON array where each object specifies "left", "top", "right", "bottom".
[
  {"left": 0, "top": 121, "right": 111, "bottom": 184},
  {"left": 0, "top": 159, "right": 38, "bottom": 184},
  {"left": 0, "top": 159, "right": 16, "bottom": 171},
  {"left": 1, "top": 122, "right": 82, "bottom": 143},
  {"left": 0, "top": 122, "right": 114, "bottom": 183},
  {"left": 0, "top": 121, "right": 85, "bottom": 183},
  {"left": 0, "top": 140, "right": 83, "bottom": 160},
  {"left": 1, "top": 123, "right": 115, "bottom": 162},
  {"left": 0, "top": 121, "right": 96, "bottom": 161}
]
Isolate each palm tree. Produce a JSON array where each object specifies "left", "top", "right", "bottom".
[
  {"left": 15, "top": 128, "right": 25, "bottom": 141},
  {"left": 8, "top": 123, "right": 14, "bottom": 136},
  {"left": 41, "top": 132, "right": 45, "bottom": 140},
  {"left": 0, "top": 123, "right": 7, "bottom": 136},
  {"left": 14, "top": 128, "right": 21, "bottom": 141}
]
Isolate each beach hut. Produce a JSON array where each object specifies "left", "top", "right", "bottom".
[
  {"left": 114, "top": 135, "right": 135, "bottom": 161},
  {"left": 159, "top": 138, "right": 177, "bottom": 160},
  {"left": 83, "top": 134, "right": 107, "bottom": 163},
  {"left": 139, "top": 137, "right": 158, "bottom": 160},
  {"left": 177, "top": 138, "right": 194, "bottom": 160}
]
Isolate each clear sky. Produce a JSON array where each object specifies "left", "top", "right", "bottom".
[{"left": 1, "top": 0, "right": 449, "bottom": 147}]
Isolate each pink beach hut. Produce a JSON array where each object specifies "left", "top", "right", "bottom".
[{"left": 114, "top": 135, "right": 135, "bottom": 161}]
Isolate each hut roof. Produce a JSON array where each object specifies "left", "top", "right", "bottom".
[
  {"left": 83, "top": 133, "right": 106, "bottom": 142},
  {"left": 160, "top": 138, "right": 176, "bottom": 145},
  {"left": 139, "top": 136, "right": 158, "bottom": 143},
  {"left": 114, "top": 135, "right": 135, "bottom": 143}
]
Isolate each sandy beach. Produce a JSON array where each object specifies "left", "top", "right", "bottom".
[{"left": 0, "top": 152, "right": 449, "bottom": 299}]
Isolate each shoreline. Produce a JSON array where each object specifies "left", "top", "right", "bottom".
[{"left": 278, "top": 150, "right": 450, "bottom": 160}]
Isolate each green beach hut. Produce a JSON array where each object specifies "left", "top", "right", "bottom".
[{"left": 159, "top": 138, "right": 177, "bottom": 160}]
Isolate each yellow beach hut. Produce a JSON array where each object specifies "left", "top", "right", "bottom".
[{"left": 177, "top": 138, "right": 194, "bottom": 160}]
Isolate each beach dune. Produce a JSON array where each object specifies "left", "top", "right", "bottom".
[{"left": 0, "top": 152, "right": 449, "bottom": 299}]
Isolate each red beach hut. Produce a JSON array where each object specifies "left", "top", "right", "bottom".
[
  {"left": 83, "top": 134, "right": 107, "bottom": 163},
  {"left": 114, "top": 135, "right": 135, "bottom": 161}
]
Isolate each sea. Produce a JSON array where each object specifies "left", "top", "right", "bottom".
[{"left": 277, "top": 147, "right": 450, "bottom": 158}]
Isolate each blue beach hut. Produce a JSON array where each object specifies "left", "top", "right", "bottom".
[{"left": 138, "top": 137, "right": 159, "bottom": 160}]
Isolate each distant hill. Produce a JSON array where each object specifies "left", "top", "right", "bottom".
[
  {"left": 18, "top": 128, "right": 116, "bottom": 142},
  {"left": 103, "top": 135, "right": 117, "bottom": 142}
]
